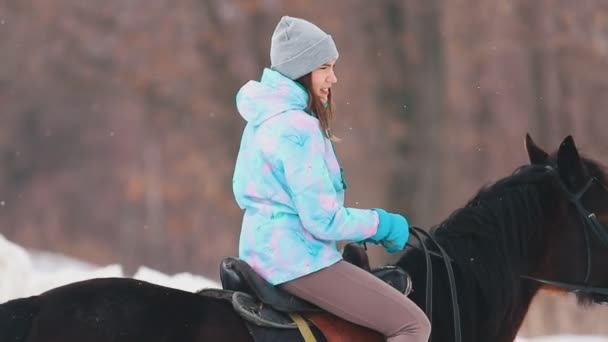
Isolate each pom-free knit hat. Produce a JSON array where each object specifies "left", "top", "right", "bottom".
[{"left": 270, "top": 16, "right": 339, "bottom": 80}]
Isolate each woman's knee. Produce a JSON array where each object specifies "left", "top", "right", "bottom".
[
  {"left": 408, "top": 313, "right": 431, "bottom": 340},
  {"left": 417, "top": 314, "right": 431, "bottom": 340},
  {"left": 388, "top": 307, "right": 431, "bottom": 341}
]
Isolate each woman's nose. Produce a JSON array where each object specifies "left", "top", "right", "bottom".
[{"left": 328, "top": 70, "right": 338, "bottom": 84}]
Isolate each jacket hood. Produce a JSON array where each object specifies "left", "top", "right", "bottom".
[{"left": 236, "top": 68, "right": 309, "bottom": 126}]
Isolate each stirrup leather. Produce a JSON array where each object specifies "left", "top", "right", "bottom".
[{"left": 232, "top": 291, "right": 308, "bottom": 329}]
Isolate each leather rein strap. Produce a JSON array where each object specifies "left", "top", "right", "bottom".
[
  {"left": 409, "top": 226, "right": 461, "bottom": 342},
  {"left": 363, "top": 229, "right": 461, "bottom": 342}
]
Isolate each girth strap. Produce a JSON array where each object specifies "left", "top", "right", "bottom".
[{"left": 288, "top": 313, "right": 317, "bottom": 342}]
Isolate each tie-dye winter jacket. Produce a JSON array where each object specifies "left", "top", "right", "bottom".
[{"left": 232, "top": 68, "right": 380, "bottom": 285}]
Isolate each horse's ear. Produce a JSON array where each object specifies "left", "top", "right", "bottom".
[
  {"left": 342, "top": 242, "right": 371, "bottom": 272},
  {"left": 557, "top": 135, "right": 586, "bottom": 187},
  {"left": 525, "top": 133, "right": 548, "bottom": 165}
]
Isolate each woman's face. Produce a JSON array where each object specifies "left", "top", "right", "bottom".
[{"left": 311, "top": 59, "right": 338, "bottom": 103}]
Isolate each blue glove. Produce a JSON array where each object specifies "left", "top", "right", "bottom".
[{"left": 369, "top": 208, "right": 410, "bottom": 253}]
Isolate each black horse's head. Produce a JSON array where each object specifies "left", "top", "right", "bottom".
[{"left": 525, "top": 134, "right": 608, "bottom": 304}]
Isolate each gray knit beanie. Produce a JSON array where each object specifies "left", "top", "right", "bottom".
[{"left": 270, "top": 16, "right": 339, "bottom": 80}]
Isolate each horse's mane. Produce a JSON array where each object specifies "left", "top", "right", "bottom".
[
  {"left": 413, "top": 164, "right": 555, "bottom": 332},
  {"left": 410, "top": 157, "right": 607, "bottom": 333}
]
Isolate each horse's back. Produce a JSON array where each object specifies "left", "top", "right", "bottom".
[
  {"left": 0, "top": 295, "right": 40, "bottom": 341},
  {"left": 0, "top": 277, "right": 387, "bottom": 342},
  {"left": 3, "top": 277, "right": 252, "bottom": 342}
]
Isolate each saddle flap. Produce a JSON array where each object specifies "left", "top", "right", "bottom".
[
  {"left": 232, "top": 291, "right": 298, "bottom": 329},
  {"left": 220, "top": 257, "right": 321, "bottom": 313}
]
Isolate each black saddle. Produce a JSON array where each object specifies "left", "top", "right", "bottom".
[
  {"left": 220, "top": 257, "right": 321, "bottom": 313},
  {"left": 198, "top": 256, "right": 413, "bottom": 337},
  {"left": 219, "top": 257, "right": 412, "bottom": 313}
]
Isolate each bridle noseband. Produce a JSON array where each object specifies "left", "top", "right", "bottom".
[{"left": 521, "top": 165, "right": 608, "bottom": 299}]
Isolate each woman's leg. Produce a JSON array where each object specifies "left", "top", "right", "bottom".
[{"left": 279, "top": 260, "right": 431, "bottom": 342}]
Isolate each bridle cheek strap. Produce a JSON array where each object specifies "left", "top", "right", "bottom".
[{"left": 523, "top": 171, "right": 608, "bottom": 298}]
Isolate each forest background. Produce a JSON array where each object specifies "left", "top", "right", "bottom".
[{"left": 1, "top": 0, "right": 608, "bottom": 337}]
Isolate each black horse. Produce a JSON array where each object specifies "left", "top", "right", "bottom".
[
  {"left": 1, "top": 134, "right": 607, "bottom": 342},
  {"left": 391, "top": 135, "right": 608, "bottom": 341}
]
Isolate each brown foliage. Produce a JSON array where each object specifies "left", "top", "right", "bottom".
[{"left": 1, "top": 0, "right": 607, "bottom": 336}]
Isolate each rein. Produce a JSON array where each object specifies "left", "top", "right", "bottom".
[
  {"left": 363, "top": 230, "right": 461, "bottom": 342},
  {"left": 408, "top": 226, "right": 461, "bottom": 342}
]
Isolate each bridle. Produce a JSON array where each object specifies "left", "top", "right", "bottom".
[
  {"left": 521, "top": 165, "right": 608, "bottom": 299},
  {"left": 402, "top": 164, "right": 608, "bottom": 342}
]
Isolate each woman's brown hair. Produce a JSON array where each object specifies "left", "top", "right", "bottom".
[{"left": 296, "top": 73, "right": 338, "bottom": 141}]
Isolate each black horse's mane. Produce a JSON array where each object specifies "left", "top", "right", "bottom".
[
  {"left": 431, "top": 165, "right": 550, "bottom": 327},
  {"left": 401, "top": 157, "right": 607, "bottom": 334}
]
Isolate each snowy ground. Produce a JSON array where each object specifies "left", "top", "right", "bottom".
[
  {"left": 0, "top": 234, "right": 605, "bottom": 341},
  {"left": 0, "top": 233, "right": 219, "bottom": 304}
]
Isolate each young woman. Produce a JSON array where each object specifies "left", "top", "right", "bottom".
[{"left": 232, "top": 16, "right": 431, "bottom": 342}]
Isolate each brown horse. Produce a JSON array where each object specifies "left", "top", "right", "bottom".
[{"left": 1, "top": 134, "right": 607, "bottom": 342}]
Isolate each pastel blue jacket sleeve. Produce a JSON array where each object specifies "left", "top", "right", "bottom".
[{"left": 276, "top": 120, "right": 378, "bottom": 242}]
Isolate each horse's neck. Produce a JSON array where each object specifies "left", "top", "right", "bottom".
[
  {"left": 400, "top": 237, "right": 541, "bottom": 341},
  {"left": 398, "top": 178, "right": 559, "bottom": 341}
]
